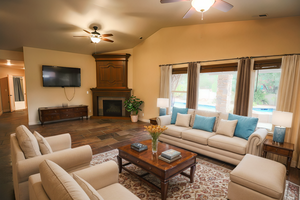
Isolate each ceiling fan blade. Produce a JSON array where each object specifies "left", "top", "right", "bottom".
[
  {"left": 83, "top": 29, "right": 91, "bottom": 34},
  {"left": 212, "top": 0, "right": 233, "bottom": 12},
  {"left": 183, "top": 7, "right": 196, "bottom": 19},
  {"left": 73, "top": 36, "right": 89, "bottom": 37},
  {"left": 101, "top": 38, "right": 114, "bottom": 43},
  {"left": 160, "top": 0, "right": 190, "bottom": 3},
  {"left": 101, "top": 34, "right": 113, "bottom": 37}
]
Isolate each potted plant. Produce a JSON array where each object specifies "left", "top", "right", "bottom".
[{"left": 124, "top": 95, "right": 144, "bottom": 122}]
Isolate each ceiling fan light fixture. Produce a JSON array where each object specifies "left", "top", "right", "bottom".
[
  {"left": 191, "top": 0, "right": 215, "bottom": 12},
  {"left": 90, "top": 34, "right": 101, "bottom": 43}
]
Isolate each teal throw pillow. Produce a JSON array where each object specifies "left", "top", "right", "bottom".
[
  {"left": 171, "top": 107, "right": 188, "bottom": 124},
  {"left": 228, "top": 113, "right": 258, "bottom": 140},
  {"left": 192, "top": 114, "right": 216, "bottom": 132}
]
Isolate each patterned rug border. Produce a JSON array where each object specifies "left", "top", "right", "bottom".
[{"left": 91, "top": 149, "right": 299, "bottom": 200}]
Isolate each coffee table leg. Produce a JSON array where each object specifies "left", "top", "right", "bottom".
[
  {"left": 161, "top": 180, "right": 169, "bottom": 200},
  {"left": 190, "top": 164, "right": 196, "bottom": 183},
  {"left": 117, "top": 156, "right": 122, "bottom": 173}
]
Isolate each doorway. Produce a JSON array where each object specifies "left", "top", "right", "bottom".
[{"left": 13, "top": 76, "right": 26, "bottom": 110}]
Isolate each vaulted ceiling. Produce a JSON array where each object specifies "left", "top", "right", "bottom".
[{"left": 0, "top": 0, "right": 299, "bottom": 55}]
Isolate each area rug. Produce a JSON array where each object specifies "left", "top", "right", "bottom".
[{"left": 91, "top": 149, "right": 299, "bottom": 200}]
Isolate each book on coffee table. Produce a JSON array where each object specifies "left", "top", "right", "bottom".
[
  {"left": 131, "top": 143, "right": 148, "bottom": 152},
  {"left": 159, "top": 155, "right": 182, "bottom": 163},
  {"left": 161, "top": 149, "right": 181, "bottom": 160}
]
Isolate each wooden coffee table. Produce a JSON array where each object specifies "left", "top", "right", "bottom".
[{"left": 117, "top": 140, "right": 197, "bottom": 200}]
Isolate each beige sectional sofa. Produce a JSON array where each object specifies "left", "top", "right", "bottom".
[{"left": 157, "top": 109, "right": 268, "bottom": 165}]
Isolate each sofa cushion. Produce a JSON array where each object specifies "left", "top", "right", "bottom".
[
  {"left": 230, "top": 154, "right": 286, "bottom": 199},
  {"left": 74, "top": 174, "right": 104, "bottom": 200},
  {"left": 171, "top": 107, "right": 189, "bottom": 124},
  {"left": 163, "top": 125, "right": 190, "bottom": 138},
  {"left": 188, "top": 109, "right": 195, "bottom": 127},
  {"left": 16, "top": 125, "right": 41, "bottom": 158},
  {"left": 97, "top": 183, "right": 140, "bottom": 200},
  {"left": 34, "top": 131, "right": 53, "bottom": 155},
  {"left": 216, "top": 119, "right": 238, "bottom": 137},
  {"left": 228, "top": 113, "right": 258, "bottom": 140},
  {"left": 175, "top": 113, "right": 191, "bottom": 127},
  {"left": 40, "top": 160, "right": 90, "bottom": 200},
  {"left": 191, "top": 110, "right": 220, "bottom": 131},
  {"left": 193, "top": 115, "right": 216, "bottom": 132},
  {"left": 208, "top": 135, "right": 248, "bottom": 154},
  {"left": 182, "top": 129, "right": 216, "bottom": 145}
]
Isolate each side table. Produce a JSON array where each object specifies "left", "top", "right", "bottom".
[
  {"left": 149, "top": 117, "right": 158, "bottom": 125},
  {"left": 262, "top": 139, "right": 294, "bottom": 174}
]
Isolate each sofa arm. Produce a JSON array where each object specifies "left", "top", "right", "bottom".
[
  {"left": 156, "top": 115, "right": 171, "bottom": 126},
  {"left": 17, "top": 145, "right": 92, "bottom": 183},
  {"left": 246, "top": 129, "right": 268, "bottom": 156},
  {"left": 45, "top": 133, "right": 71, "bottom": 152},
  {"left": 72, "top": 161, "right": 119, "bottom": 190}
]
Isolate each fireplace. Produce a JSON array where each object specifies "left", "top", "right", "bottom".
[
  {"left": 91, "top": 54, "right": 132, "bottom": 118},
  {"left": 98, "top": 97, "right": 126, "bottom": 117}
]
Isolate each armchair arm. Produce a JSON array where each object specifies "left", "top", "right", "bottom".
[
  {"left": 72, "top": 161, "right": 118, "bottom": 190},
  {"left": 17, "top": 145, "right": 92, "bottom": 183},
  {"left": 156, "top": 115, "right": 171, "bottom": 126},
  {"left": 246, "top": 129, "right": 268, "bottom": 156},
  {"left": 45, "top": 133, "right": 71, "bottom": 152}
]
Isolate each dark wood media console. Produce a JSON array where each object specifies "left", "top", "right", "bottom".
[{"left": 38, "top": 105, "right": 88, "bottom": 125}]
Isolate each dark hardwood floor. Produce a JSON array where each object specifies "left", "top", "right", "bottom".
[{"left": 0, "top": 110, "right": 299, "bottom": 200}]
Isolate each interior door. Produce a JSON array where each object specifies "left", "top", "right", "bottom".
[
  {"left": 0, "top": 77, "right": 10, "bottom": 112},
  {"left": 8, "top": 75, "right": 15, "bottom": 112},
  {"left": 22, "top": 77, "right": 27, "bottom": 109}
]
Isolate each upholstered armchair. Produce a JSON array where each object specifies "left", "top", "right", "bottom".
[
  {"left": 11, "top": 126, "right": 93, "bottom": 200},
  {"left": 28, "top": 160, "right": 140, "bottom": 200}
]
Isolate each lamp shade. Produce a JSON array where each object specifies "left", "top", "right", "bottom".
[
  {"left": 272, "top": 111, "right": 293, "bottom": 128},
  {"left": 157, "top": 98, "right": 169, "bottom": 108},
  {"left": 90, "top": 35, "right": 101, "bottom": 43}
]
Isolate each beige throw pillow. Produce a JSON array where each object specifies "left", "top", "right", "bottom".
[
  {"left": 15, "top": 125, "right": 41, "bottom": 158},
  {"left": 40, "top": 160, "right": 90, "bottom": 200},
  {"left": 34, "top": 131, "right": 53, "bottom": 155},
  {"left": 216, "top": 119, "right": 238, "bottom": 137},
  {"left": 74, "top": 174, "right": 104, "bottom": 200},
  {"left": 175, "top": 113, "right": 191, "bottom": 127}
]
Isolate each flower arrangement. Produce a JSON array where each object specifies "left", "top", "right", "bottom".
[{"left": 144, "top": 125, "right": 168, "bottom": 153}]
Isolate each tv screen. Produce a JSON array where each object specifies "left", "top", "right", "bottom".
[{"left": 42, "top": 65, "right": 81, "bottom": 87}]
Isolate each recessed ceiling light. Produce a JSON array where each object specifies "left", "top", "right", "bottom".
[
  {"left": 7, "top": 60, "right": 11, "bottom": 66},
  {"left": 140, "top": 37, "right": 143, "bottom": 39}
]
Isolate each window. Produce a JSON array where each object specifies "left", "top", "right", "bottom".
[
  {"left": 252, "top": 59, "right": 282, "bottom": 130},
  {"left": 198, "top": 72, "right": 237, "bottom": 113},
  {"left": 171, "top": 73, "right": 188, "bottom": 108},
  {"left": 198, "top": 63, "right": 238, "bottom": 113}
]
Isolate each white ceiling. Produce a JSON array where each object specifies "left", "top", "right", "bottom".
[{"left": 0, "top": 0, "right": 299, "bottom": 55}]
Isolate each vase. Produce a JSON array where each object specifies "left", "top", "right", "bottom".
[{"left": 152, "top": 138, "right": 158, "bottom": 153}]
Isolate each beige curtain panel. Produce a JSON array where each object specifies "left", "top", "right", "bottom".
[
  {"left": 274, "top": 55, "right": 300, "bottom": 168},
  {"left": 160, "top": 65, "right": 172, "bottom": 114},
  {"left": 186, "top": 62, "right": 200, "bottom": 109},
  {"left": 233, "top": 58, "right": 251, "bottom": 116}
]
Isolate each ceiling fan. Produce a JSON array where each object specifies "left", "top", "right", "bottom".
[
  {"left": 74, "top": 26, "right": 114, "bottom": 43},
  {"left": 160, "top": 0, "right": 233, "bottom": 20}
]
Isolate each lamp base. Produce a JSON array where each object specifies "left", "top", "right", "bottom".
[
  {"left": 273, "top": 126, "right": 286, "bottom": 143},
  {"left": 159, "top": 108, "right": 166, "bottom": 116}
]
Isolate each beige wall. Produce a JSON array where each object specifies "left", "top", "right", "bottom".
[
  {"left": 23, "top": 47, "right": 96, "bottom": 125},
  {"left": 132, "top": 16, "right": 300, "bottom": 121},
  {"left": 0, "top": 50, "right": 23, "bottom": 61}
]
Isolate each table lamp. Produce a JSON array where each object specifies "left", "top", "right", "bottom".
[
  {"left": 157, "top": 98, "right": 169, "bottom": 116},
  {"left": 272, "top": 111, "right": 293, "bottom": 144}
]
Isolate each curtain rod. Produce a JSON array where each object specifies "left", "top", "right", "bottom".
[{"left": 159, "top": 53, "right": 300, "bottom": 67}]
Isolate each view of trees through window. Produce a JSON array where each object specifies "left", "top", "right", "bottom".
[{"left": 252, "top": 69, "right": 281, "bottom": 129}]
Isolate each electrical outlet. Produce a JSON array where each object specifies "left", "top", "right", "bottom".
[
  {"left": 142, "top": 113, "right": 144, "bottom": 116},
  {"left": 87, "top": 91, "right": 89, "bottom": 94},
  {"left": 89, "top": 109, "right": 91, "bottom": 113}
]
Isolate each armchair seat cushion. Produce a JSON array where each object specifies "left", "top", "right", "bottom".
[
  {"left": 182, "top": 129, "right": 216, "bottom": 145},
  {"left": 164, "top": 125, "right": 190, "bottom": 138},
  {"left": 97, "top": 183, "right": 140, "bottom": 200},
  {"left": 208, "top": 135, "right": 247, "bottom": 154}
]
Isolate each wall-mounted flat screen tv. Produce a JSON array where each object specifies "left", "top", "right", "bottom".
[{"left": 42, "top": 65, "right": 81, "bottom": 87}]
